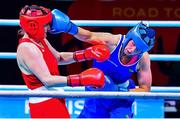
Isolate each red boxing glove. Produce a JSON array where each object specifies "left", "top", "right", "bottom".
[
  {"left": 67, "top": 68, "right": 104, "bottom": 88},
  {"left": 73, "top": 45, "right": 110, "bottom": 62}
]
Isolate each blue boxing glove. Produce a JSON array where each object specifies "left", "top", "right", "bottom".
[{"left": 49, "top": 9, "right": 78, "bottom": 35}]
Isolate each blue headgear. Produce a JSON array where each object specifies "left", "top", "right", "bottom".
[{"left": 123, "top": 22, "right": 156, "bottom": 54}]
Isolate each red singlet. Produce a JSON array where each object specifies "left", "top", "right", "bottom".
[{"left": 18, "top": 38, "right": 70, "bottom": 118}]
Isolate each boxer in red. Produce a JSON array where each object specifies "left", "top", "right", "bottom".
[{"left": 16, "top": 5, "right": 110, "bottom": 118}]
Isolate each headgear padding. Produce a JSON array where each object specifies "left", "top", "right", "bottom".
[
  {"left": 123, "top": 22, "right": 156, "bottom": 53},
  {"left": 19, "top": 5, "right": 52, "bottom": 40}
]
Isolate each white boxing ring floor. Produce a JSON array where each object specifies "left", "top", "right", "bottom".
[{"left": 0, "top": 20, "right": 180, "bottom": 118}]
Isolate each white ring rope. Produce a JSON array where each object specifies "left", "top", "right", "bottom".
[
  {"left": 0, "top": 19, "right": 180, "bottom": 27},
  {"left": 0, "top": 90, "right": 179, "bottom": 100},
  {"left": 0, "top": 53, "right": 179, "bottom": 61},
  {"left": 0, "top": 85, "right": 180, "bottom": 92},
  {"left": 0, "top": 85, "right": 180, "bottom": 99}
]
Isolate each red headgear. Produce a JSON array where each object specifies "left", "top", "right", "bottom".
[{"left": 19, "top": 5, "right": 52, "bottom": 40}]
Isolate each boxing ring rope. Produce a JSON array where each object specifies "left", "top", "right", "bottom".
[
  {"left": 1, "top": 83, "right": 180, "bottom": 99},
  {"left": 0, "top": 19, "right": 180, "bottom": 27},
  {"left": 0, "top": 85, "right": 180, "bottom": 92},
  {"left": 0, "top": 90, "right": 180, "bottom": 100},
  {"left": 0, "top": 52, "right": 179, "bottom": 61}
]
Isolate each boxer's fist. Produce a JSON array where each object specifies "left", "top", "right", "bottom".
[
  {"left": 74, "top": 45, "right": 110, "bottom": 62},
  {"left": 49, "top": 9, "right": 78, "bottom": 35},
  {"left": 67, "top": 68, "right": 104, "bottom": 88}
]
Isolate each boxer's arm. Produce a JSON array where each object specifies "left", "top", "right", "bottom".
[
  {"left": 74, "top": 27, "right": 120, "bottom": 47},
  {"left": 45, "top": 39, "right": 110, "bottom": 65},
  {"left": 49, "top": 9, "right": 120, "bottom": 49},
  {"left": 57, "top": 44, "right": 110, "bottom": 65},
  {"left": 129, "top": 52, "right": 152, "bottom": 92},
  {"left": 18, "top": 43, "right": 104, "bottom": 88},
  {"left": 17, "top": 43, "right": 68, "bottom": 87}
]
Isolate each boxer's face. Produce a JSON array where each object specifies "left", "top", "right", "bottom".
[{"left": 124, "top": 40, "right": 141, "bottom": 56}]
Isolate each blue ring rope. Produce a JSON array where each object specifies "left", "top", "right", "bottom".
[
  {"left": 0, "top": 19, "right": 180, "bottom": 27},
  {"left": 0, "top": 90, "right": 180, "bottom": 99},
  {"left": 0, "top": 53, "right": 179, "bottom": 61},
  {"left": 0, "top": 85, "right": 180, "bottom": 93}
]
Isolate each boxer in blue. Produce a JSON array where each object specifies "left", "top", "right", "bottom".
[{"left": 49, "top": 9, "right": 156, "bottom": 118}]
